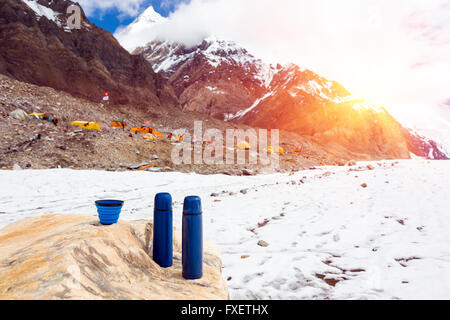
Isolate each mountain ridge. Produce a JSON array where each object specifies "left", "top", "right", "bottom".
[
  {"left": 129, "top": 35, "right": 447, "bottom": 159},
  {"left": 1, "top": 2, "right": 447, "bottom": 164},
  {"left": 0, "top": 0, "right": 178, "bottom": 108}
]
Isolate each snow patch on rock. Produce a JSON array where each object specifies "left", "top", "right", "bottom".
[{"left": 23, "top": 0, "right": 62, "bottom": 26}]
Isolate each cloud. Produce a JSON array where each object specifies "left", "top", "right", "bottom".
[
  {"left": 77, "top": 0, "right": 149, "bottom": 17},
  {"left": 159, "top": 0, "right": 182, "bottom": 10},
  {"left": 115, "top": 0, "right": 450, "bottom": 143}
]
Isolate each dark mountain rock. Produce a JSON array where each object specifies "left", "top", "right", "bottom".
[
  {"left": 403, "top": 128, "right": 449, "bottom": 160},
  {"left": 0, "top": 0, "right": 178, "bottom": 108}
]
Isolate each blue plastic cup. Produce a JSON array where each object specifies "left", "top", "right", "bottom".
[
  {"left": 153, "top": 193, "right": 173, "bottom": 268},
  {"left": 182, "top": 196, "right": 203, "bottom": 280},
  {"left": 95, "top": 200, "right": 124, "bottom": 225}
]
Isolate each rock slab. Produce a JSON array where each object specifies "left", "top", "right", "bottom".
[{"left": 0, "top": 214, "right": 229, "bottom": 300}]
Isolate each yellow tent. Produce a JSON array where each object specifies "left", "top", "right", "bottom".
[
  {"left": 267, "top": 146, "right": 284, "bottom": 155},
  {"left": 71, "top": 121, "right": 101, "bottom": 131},
  {"left": 29, "top": 113, "right": 45, "bottom": 118},
  {"left": 143, "top": 134, "right": 157, "bottom": 141},
  {"left": 237, "top": 141, "right": 251, "bottom": 150}
]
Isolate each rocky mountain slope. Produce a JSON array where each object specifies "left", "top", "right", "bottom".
[
  {"left": 1, "top": 1, "right": 446, "bottom": 169},
  {"left": 1, "top": 74, "right": 352, "bottom": 174},
  {"left": 134, "top": 38, "right": 447, "bottom": 160},
  {"left": 233, "top": 65, "right": 448, "bottom": 160},
  {"left": 0, "top": 1, "right": 389, "bottom": 174},
  {"left": 125, "top": 7, "right": 448, "bottom": 160},
  {"left": 0, "top": 0, "right": 178, "bottom": 107}
]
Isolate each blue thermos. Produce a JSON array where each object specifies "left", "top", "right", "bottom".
[
  {"left": 153, "top": 193, "right": 173, "bottom": 268},
  {"left": 182, "top": 196, "right": 203, "bottom": 280}
]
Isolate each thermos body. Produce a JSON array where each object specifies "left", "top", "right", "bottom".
[
  {"left": 182, "top": 196, "right": 203, "bottom": 280},
  {"left": 153, "top": 193, "right": 173, "bottom": 268}
]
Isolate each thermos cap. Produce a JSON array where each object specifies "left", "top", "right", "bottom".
[
  {"left": 155, "top": 193, "right": 172, "bottom": 211},
  {"left": 183, "top": 196, "right": 202, "bottom": 215}
]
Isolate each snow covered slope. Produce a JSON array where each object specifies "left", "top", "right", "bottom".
[
  {"left": 21, "top": 0, "right": 91, "bottom": 32},
  {"left": 139, "top": 36, "right": 277, "bottom": 86},
  {"left": 1, "top": 160, "right": 450, "bottom": 299},
  {"left": 23, "top": 0, "right": 62, "bottom": 25}
]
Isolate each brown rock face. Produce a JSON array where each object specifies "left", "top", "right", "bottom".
[
  {"left": 0, "top": 214, "right": 229, "bottom": 300},
  {"left": 0, "top": 0, "right": 178, "bottom": 107},
  {"left": 237, "top": 65, "right": 408, "bottom": 158},
  {"left": 238, "top": 64, "right": 448, "bottom": 159}
]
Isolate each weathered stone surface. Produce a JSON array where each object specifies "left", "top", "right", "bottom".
[{"left": 0, "top": 214, "right": 229, "bottom": 300}]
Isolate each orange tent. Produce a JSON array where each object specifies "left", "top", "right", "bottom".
[
  {"left": 111, "top": 121, "right": 126, "bottom": 129},
  {"left": 130, "top": 126, "right": 154, "bottom": 134}
]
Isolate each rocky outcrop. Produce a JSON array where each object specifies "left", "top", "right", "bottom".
[
  {"left": 0, "top": 0, "right": 178, "bottom": 107},
  {"left": 0, "top": 214, "right": 229, "bottom": 300}
]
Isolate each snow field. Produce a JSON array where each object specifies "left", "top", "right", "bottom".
[{"left": 0, "top": 160, "right": 449, "bottom": 299}]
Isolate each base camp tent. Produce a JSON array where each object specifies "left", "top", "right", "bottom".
[
  {"left": 29, "top": 113, "right": 50, "bottom": 121},
  {"left": 111, "top": 121, "right": 126, "bottom": 129},
  {"left": 237, "top": 141, "right": 251, "bottom": 150},
  {"left": 267, "top": 146, "right": 285, "bottom": 155},
  {"left": 154, "top": 131, "right": 164, "bottom": 139},
  {"left": 10, "top": 109, "right": 30, "bottom": 120},
  {"left": 130, "top": 126, "right": 154, "bottom": 134},
  {"left": 143, "top": 134, "right": 157, "bottom": 141},
  {"left": 71, "top": 121, "right": 101, "bottom": 130}
]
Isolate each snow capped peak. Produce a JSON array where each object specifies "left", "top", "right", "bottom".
[
  {"left": 134, "top": 6, "right": 166, "bottom": 25},
  {"left": 115, "top": 6, "right": 168, "bottom": 52},
  {"left": 201, "top": 37, "right": 256, "bottom": 64},
  {"left": 196, "top": 37, "right": 279, "bottom": 87}
]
